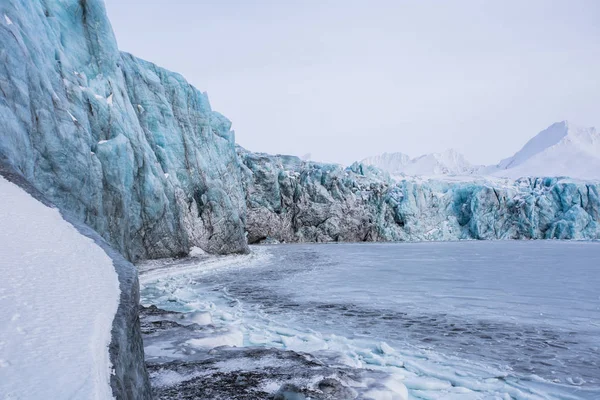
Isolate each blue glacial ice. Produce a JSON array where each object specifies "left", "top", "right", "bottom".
[
  {"left": 239, "top": 148, "right": 600, "bottom": 244},
  {"left": 0, "top": 0, "right": 247, "bottom": 260},
  {"left": 1, "top": 0, "right": 599, "bottom": 264}
]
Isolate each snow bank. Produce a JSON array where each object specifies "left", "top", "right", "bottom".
[{"left": 0, "top": 177, "right": 120, "bottom": 399}]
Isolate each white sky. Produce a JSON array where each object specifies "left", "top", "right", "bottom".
[{"left": 104, "top": 0, "right": 600, "bottom": 166}]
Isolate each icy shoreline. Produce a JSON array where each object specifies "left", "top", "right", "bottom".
[
  {"left": 137, "top": 244, "right": 600, "bottom": 399},
  {"left": 138, "top": 250, "right": 409, "bottom": 399},
  {"left": 140, "top": 305, "right": 408, "bottom": 399}
]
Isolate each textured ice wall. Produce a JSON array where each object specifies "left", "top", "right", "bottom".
[
  {"left": 1, "top": 0, "right": 598, "bottom": 263},
  {"left": 0, "top": 0, "right": 248, "bottom": 261},
  {"left": 239, "top": 148, "right": 600, "bottom": 244}
]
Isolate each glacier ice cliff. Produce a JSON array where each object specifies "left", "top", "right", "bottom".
[
  {"left": 239, "top": 148, "right": 600, "bottom": 244},
  {"left": 0, "top": 0, "right": 248, "bottom": 261},
  {"left": 2, "top": 0, "right": 598, "bottom": 263}
]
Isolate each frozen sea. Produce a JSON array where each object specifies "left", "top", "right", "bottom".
[{"left": 139, "top": 241, "right": 600, "bottom": 399}]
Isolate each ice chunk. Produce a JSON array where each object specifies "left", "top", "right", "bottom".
[
  {"left": 186, "top": 328, "right": 243, "bottom": 349},
  {"left": 189, "top": 246, "right": 205, "bottom": 257}
]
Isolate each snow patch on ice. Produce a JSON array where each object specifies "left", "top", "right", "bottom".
[{"left": 0, "top": 177, "right": 120, "bottom": 399}]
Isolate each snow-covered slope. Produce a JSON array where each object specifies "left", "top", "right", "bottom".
[
  {"left": 363, "top": 122, "right": 600, "bottom": 180},
  {"left": 490, "top": 121, "right": 600, "bottom": 180},
  {"left": 360, "top": 152, "right": 411, "bottom": 173},
  {"left": 361, "top": 149, "right": 481, "bottom": 176},
  {"left": 0, "top": 176, "right": 119, "bottom": 399}
]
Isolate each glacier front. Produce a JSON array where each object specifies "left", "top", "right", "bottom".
[
  {"left": 239, "top": 148, "right": 600, "bottom": 244},
  {"left": 0, "top": 0, "right": 248, "bottom": 261}
]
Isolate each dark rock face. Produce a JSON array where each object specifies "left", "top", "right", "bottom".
[
  {"left": 0, "top": 163, "right": 152, "bottom": 399},
  {"left": 0, "top": 0, "right": 248, "bottom": 262}
]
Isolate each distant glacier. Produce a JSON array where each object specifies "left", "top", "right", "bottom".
[{"left": 240, "top": 147, "right": 600, "bottom": 244}]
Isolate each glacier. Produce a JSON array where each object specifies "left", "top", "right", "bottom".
[
  {"left": 240, "top": 148, "right": 600, "bottom": 244},
  {"left": 1, "top": 0, "right": 599, "bottom": 264},
  {"left": 0, "top": 0, "right": 248, "bottom": 262},
  {"left": 0, "top": 163, "right": 151, "bottom": 399}
]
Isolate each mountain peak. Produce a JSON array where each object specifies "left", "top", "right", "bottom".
[
  {"left": 489, "top": 121, "right": 600, "bottom": 180},
  {"left": 362, "top": 149, "right": 478, "bottom": 176},
  {"left": 496, "top": 121, "right": 597, "bottom": 171}
]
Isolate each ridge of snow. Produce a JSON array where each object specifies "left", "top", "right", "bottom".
[
  {"left": 491, "top": 121, "right": 600, "bottom": 180},
  {"left": 496, "top": 121, "right": 570, "bottom": 170},
  {"left": 362, "top": 149, "right": 481, "bottom": 176},
  {"left": 363, "top": 121, "right": 599, "bottom": 180},
  {"left": 0, "top": 177, "right": 119, "bottom": 399}
]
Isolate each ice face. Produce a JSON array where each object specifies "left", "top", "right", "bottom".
[
  {"left": 239, "top": 147, "right": 600, "bottom": 244},
  {"left": 0, "top": 0, "right": 248, "bottom": 260},
  {"left": 1, "top": 0, "right": 599, "bottom": 264}
]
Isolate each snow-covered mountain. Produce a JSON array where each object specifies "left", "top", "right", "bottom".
[
  {"left": 490, "top": 121, "right": 600, "bottom": 180},
  {"left": 363, "top": 121, "right": 600, "bottom": 180},
  {"left": 361, "top": 149, "right": 482, "bottom": 176}
]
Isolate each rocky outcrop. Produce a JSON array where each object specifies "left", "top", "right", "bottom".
[
  {"left": 0, "top": 162, "right": 152, "bottom": 399},
  {"left": 0, "top": 0, "right": 247, "bottom": 262},
  {"left": 238, "top": 149, "right": 600, "bottom": 243}
]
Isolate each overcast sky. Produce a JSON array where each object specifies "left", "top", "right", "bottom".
[{"left": 104, "top": 0, "right": 600, "bottom": 166}]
